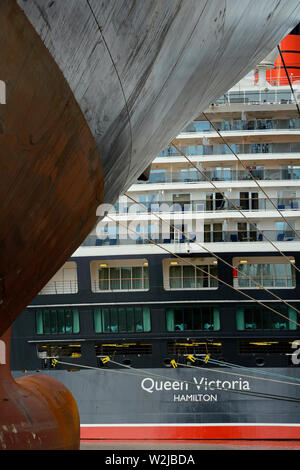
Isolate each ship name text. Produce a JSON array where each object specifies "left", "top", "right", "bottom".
[{"left": 141, "top": 377, "right": 250, "bottom": 394}]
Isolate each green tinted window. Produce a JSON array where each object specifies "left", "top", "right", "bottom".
[
  {"left": 236, "top": 306, "right": 297, "bottom": 330},
  {"left": 166, "top": 307, "right": 220, "bottom": 331},
  {"left": 94, "top": 307, "right": 151, "bottom": 333},
  {"left": 36, "top": 309, "right": 80, "bottom": 334}
]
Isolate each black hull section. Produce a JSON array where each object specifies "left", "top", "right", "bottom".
[{"left": 13, "top": 367, "right": 300, "bottom": 439}]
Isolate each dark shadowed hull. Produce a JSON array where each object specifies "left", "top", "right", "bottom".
[{"left": 12, "top": 367, "right": 300, "bottom": 440}]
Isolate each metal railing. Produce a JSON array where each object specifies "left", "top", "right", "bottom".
[
  {"left": 235, "top": 274, "right": 295, "bottom": 289},
  {"left": 181, "top": 119, "right": 300, "bottom": 133},
  {"left": 214, "top": 85, "right": 300, "bottom": 106},
  {"left": 111, "top": 197, "right": 300, "bottom": 215},
  {"left": 82, "top": 230, "right": 300, "bottom": 247},
  {"left": 135, "top": 168, "right": 300, "bottom": 184},
  {"left": 38, "top": 280, "right": 78, "bottom": 295},
  {"left": 91, "top": 279, "right": 149, "bottom": 292}
]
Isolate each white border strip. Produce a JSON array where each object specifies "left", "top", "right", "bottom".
[{"left": 27, "top": 299, "right": 300, "bottom": 308}]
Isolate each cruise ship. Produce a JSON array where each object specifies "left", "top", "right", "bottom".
[{"left": 11, "top": 32, "right": 300, "bottom": 440}]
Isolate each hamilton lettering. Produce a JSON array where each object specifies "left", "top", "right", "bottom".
[{"left": 173, "top": 394, "right": 217, "bottom": 402}]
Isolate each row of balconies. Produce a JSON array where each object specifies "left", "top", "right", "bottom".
[
  {"left": 181, "top": 118, "right": 300, "bottom": 133},
  {"left": 81, "top": 229, "right": 300, "bottom": 247},
  {"left": 112, "top": 197, "right": 300, "bottom": 214},
  {"left": 157, "top": 142, "right": 300, "bottom": 157},
  {"left": 135, "top": 168, "right": 300, "bottom": 184}
]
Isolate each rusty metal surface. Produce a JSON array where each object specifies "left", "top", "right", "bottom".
[
  {"left": 0, "top": 328, "right": 80, "bottom": 449},
  {"left": 0, "top": 1, "right": 104, "bottom": 336}
]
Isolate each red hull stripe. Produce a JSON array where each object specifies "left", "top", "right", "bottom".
[{"left": 80, "top": 424, "right": 300, "bottom": 440}]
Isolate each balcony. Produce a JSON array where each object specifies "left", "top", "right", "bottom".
[
  {"left": 214, "top": 86, "right": 299, "bottom": 106},
  {"left": 135, "top": 168, "right": 300, "bottom": 185},
  {"left": 157, "top": 143, "right": 300, "bottom": 158},
  {"left": 181, "top": 118, "right": 300, "bottom": 133},
  {"left": 81, "top": 230, "right": 300, "bottom": 247},
  {"left": 112, "top": 197, "right": 300, "bottom": 215},
  {"left": 38, "top": 280, "right": 78, "bottom": 295}
]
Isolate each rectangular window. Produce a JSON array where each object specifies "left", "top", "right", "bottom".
[
  {"left": 92, "top": 260, "right": 149, "bottom": 292},
  {"left": 237, "top": 222, "right": 257, "bottom": 242},
  {"left": 281, "top": 165, "right": 300, "bottom": 180},
  {"left": 169, "top": 263, "right": 217, "bottom": 289},
  {"left": 94, "top": 306, "right": 151, "bottom": 333},
  {"left": 236, "top": 305, "right": 297, "bottom": 331},
  {"left": 204, "top": 223, "right": 223, "bottom": 242},
  {"left": 165, "top": 258, "right": 218, "bottom": 290},
  {"left": 277, "top": 190, "right": 297, "bottom": 209},
  {"left": 275, "top": 221, "right": 296, "bottom": 240},
  {"left": 235, "top": 259, "right": 295, "bottom": 288},
  {"left": 166, "top": 306, "right": 220, "bottom": 331},
  {"left": 36, "top": 309, "right": 80, "bottom": 335}
]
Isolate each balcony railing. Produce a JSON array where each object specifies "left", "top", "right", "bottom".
[
  {"left": 81, "top": 230, "right": 300, "bottom": 247},
  {"left": 181, "top": 119, "right": 300, "bottom": 133},
  {"left": 135, "top": 168, "right": 300, "bottom": 184},
  {"left": 157, "top": 143, "right": 300, "bottom": 157},
  {"left": 214, "top": 86, "right": 300, "bottom": 106},
  {"left": 112, "top": 197, "right": 300, "bottom": 214},
  {"left": 38, "top": 280, "right": 78, "bottom": 295},
  {"left": 91, "top": 279, "right": 148, "bottom": 293},
  {"left": 235, "top": 274, "right": 295, "bottom": 289}
]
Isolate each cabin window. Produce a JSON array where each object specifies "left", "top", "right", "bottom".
[
  {"left": 36, "top": 308, "right": 80, "bottom": 334},
  {"left": 236, "top": 306, "right": 297, "bottom": 331},
  {"left": 94, "top": 306, "right": 151, "bottom": 333},
  {"left": 233, "top": 257, "right": 296, "bottom": 288},
  {"left": 91, "top": 259, "right": 149, "bottom": 292},
  {"left": 164, "top": 258, "right": 218, "bottom": 290},
  {"left": 204, "top": 223, "right": 223, "bottom": 243},
  {"left": 275, "top": 221, "right": 296, "bottom": 241},
  {"left": 166, "top": 306, "right": 220, "bottom": 331}
]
